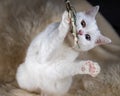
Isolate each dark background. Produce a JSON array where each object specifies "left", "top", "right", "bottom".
[{"left": 87, "top": 0, "right": 120, "bottom": 36}]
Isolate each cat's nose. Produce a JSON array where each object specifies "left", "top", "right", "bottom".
[{"left": 78, "top": 30, "right": 84, "bottom": 35}]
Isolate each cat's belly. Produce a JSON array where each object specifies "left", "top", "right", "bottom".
[{"left": 48, "top": 45, "right": 78, "bottom": 63}]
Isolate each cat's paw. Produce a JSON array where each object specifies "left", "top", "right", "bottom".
[
  {"left": 81, "top": 60, "right": 100, "bottom": 77},
  {"left": 62, "top": 11, "right": 70, "bottom": 24}
]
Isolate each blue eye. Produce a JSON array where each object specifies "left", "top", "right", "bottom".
[
  {"left": 81, "top": 20, "right": 86, "bottom": 28},
  {"left": 85, "top": 34, "right": 91, "bottom": 41}
]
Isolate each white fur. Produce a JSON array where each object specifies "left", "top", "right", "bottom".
[{"left": 16, "top": 6, "right": 111, "bottom": 96}]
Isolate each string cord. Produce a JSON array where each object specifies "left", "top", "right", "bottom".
[{"left": 64, "top": 0, "right": 80, "bottom": 48}]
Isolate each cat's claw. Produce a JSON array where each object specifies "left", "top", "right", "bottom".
[{"left": 81, "top": 60, "right": 101, "bottom": 77}]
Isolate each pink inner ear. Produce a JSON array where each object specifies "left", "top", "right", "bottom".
[
  {"left": 96, "top": 35, "right": 111, "bottom": 45},
  {"left": 96, "top": 39, "right": 102, "bottom": 44}
]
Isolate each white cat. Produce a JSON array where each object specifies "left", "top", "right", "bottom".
[{"left": 16, "top": 6, "right": 111, "bottom": 96}]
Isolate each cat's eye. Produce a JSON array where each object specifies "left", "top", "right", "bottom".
[
  {"left": 81, "top": 20, "right": 86, "bottom": 28},
  {"left": 85, "top": 34, "right": 91, "bottom": 41}
]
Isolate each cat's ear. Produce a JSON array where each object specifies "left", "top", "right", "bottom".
[
  {"left": 86, "top": 5, "right": 99, "bottom": 18},
  {"left": 96, "top": 35, "right": 112, "bottom": 45}
]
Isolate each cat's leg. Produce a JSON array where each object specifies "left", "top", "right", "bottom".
[
  {"left": 48, "top": 11, "right": 70, "bottom": 45},
  {"left": 47, "top": 60, "right": 100, "bottom": 79},
  {"left": 58, "top": 11, "right": 71, "bottom": 38},
  {"left": 47, "top": 11, "right": 70, "bottom": 45},
  {"left": 42, "top": 61, "right": 100, "bottom": 96}
]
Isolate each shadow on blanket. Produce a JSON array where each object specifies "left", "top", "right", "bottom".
[{"left": 0, "top": 0, "right": 120, "bottom": 96}]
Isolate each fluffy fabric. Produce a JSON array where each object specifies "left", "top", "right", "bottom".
[{"left": 0, "top": 0, "right": 120, "bottom": 96}]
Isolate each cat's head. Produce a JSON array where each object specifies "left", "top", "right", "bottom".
[{"left": 70, "top": 6, "right": 111, "bottom": 51}]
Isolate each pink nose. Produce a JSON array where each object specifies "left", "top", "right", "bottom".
[{"left": 78, "top": 30, "right": 83, "bottom": 35}]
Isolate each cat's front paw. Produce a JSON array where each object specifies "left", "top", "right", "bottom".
[
  {"left": 62, "top": 11, "right": 70, "bottom": 24},
  {"left": 81, "top": 60, "right": 101, "bottom": 77}
]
